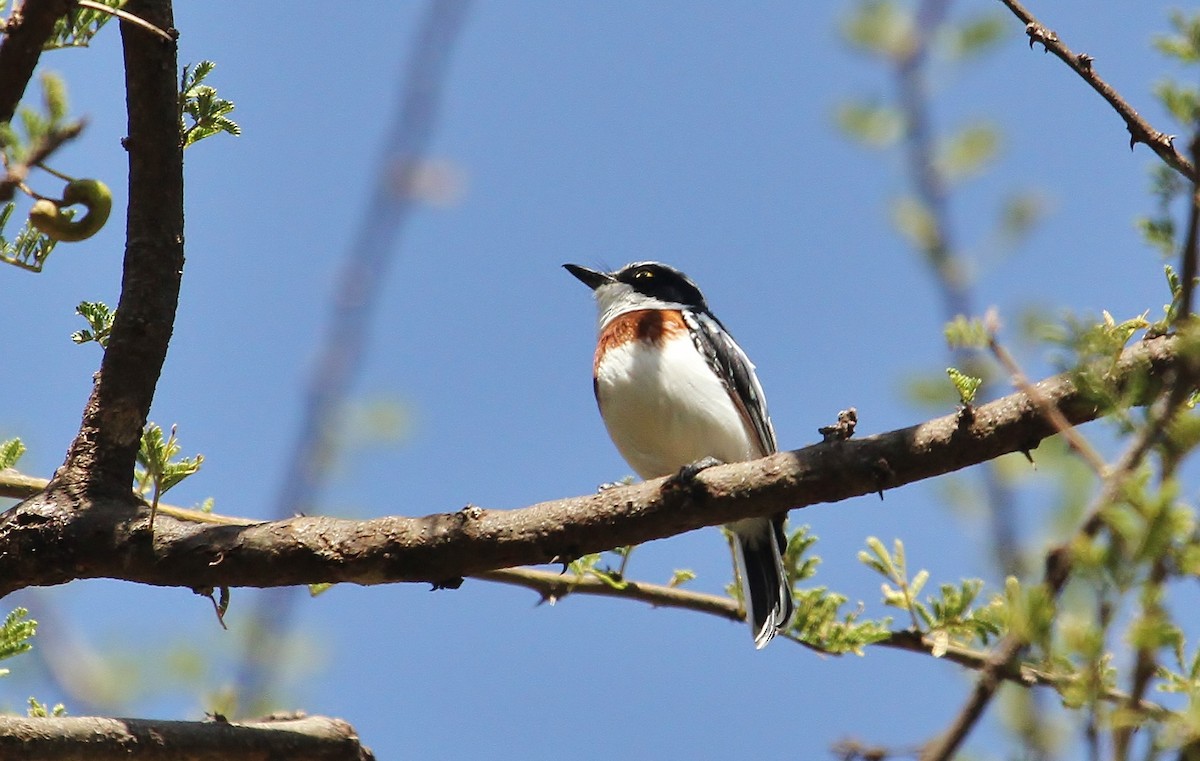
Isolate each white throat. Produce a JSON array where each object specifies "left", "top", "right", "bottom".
[{"left": 592, "top": 281, "right": 687, "bottom": 330}]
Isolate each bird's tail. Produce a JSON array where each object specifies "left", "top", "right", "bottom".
[{"left": 731, "top": 516, "right": 794, "bottom": 649}]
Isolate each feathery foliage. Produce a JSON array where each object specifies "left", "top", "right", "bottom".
[
  {"left": 0, "top": 608, "right": 37, "bottom": 677},
  {"left": 180, "top": 61, "right": 241, "bottom": 148},
  {"left": 71, "top": 301, "right": 116, "bottom": 348}
]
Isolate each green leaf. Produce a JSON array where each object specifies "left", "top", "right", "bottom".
[
  {"left": 46, "top": 0, "right": 125, "bottom": 49},
  {"left": 842, "top": 0, "right": 915, "bottom": 61},
  {"left": 857, "top": 536, "right": 895, "bottom": 579},
  {"left": 835, "top": 100, "right": 904, "bottom": 148},
  {"left": 135, "top": 423, "right": 204, "bottom": 500},
  {"left": 944, "top": 315, "right": 990, "bottom": 350},
  {"left": 0, "top": 75, "right": 83, "bottom": 273},
  {"left": 0, "top": 439, "right": 25, "bottom": 470},
  {"left": 26, "top": 697, "right": 66, "bottom": 717},
  {"left": 789, "top": 586, "right": 892, "bottom": 655},
  {"left": 1154, "top": 79, "right": 1200, "bottom": 125},
  {"left": 1138, "top": 216, "right": 1176, "bottom": 256},
  {"left": 1153, "top": 10, "right": 1200, "bottom": 64},
  {"left": 41, "top": 74, "right": 67, "bottom": 123},
  {"left": 0, "top": 206, "right": 66, "bottom": 273},
  {"left": 946, "top": 367, "right": 983, "bottom": 405},
  {"left": 667, "top": 569, "right": 696, "bottom": 588},
  {"left": 936, "top": 122, "right": 1000, "bottom": 183},
  {"left": 0, "top": 608, "right": 37, "bottom": 671},
  {"left": 180, "top": 61, "right": 241, "bottom": 148},
  {"left": 891, "top": 195, "right": 940, "bottom": 253},
  {"left": 158, "top": 455, "right": 205, "bottom": 493},
  {"left": 71, "top": 301, "right": 115, "bottom": 348},
  {"left": 997, "top": 191, "right": 1047, "bottom": 246},
  {"left": 936, "top": 13, "right": 1008, "bottom": 60}
]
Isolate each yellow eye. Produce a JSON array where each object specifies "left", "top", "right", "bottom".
[{"left": 634, "top": 270, "right": 653, "bottom": 279}]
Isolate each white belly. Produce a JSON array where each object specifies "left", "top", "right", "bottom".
[{"left": 596, "top": 336, "right": 760, "bottom": 479}]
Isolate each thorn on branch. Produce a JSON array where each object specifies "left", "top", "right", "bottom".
[
  {"left": 1020, "top": 447, "right": 1036, "bottom": 468},
  {"left": 1025, "top": 22, "right": 1057, "bottom": 52},
  {"left": 871, "top": 457, "right": 894, "bottom": 500},
  {"left": 1129, "top": 125, "right": 1141, "bottom": 152},
  {"left": 819, "top": 407, "right": 858, "bottom": 442}
]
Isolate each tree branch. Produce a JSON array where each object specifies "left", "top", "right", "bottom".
[
  {"left": 996, "top": 0, "right": 1197, "bottom": 182},
  {"left": 0, "top": 714, "right": 374, "bottom": 761},
  {"left": 920, "top": 348, "right": 1200, "bottom": 760},
  {"left": 480, "top": 569, "right": 1169, "bottom": 718},
  {"left": 49, "top": 0, "right": 183, "bottom": 498},
  {"left": 0, "top": 0, "right": 77, "bottom": 125},
  {"left": 0, "top": 334, "right": 1187, "bottom": 597},
  {"left": 0, "top": 118, "right": 84, "bottom": 202},
  {"left": 475, "top": 567, "right": 745, "bottom": 621}
]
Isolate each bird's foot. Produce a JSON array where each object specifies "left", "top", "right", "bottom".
[{"left": 667, "top": 456, "right": 723, "bottom": 489}]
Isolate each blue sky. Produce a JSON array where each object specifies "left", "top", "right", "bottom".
[{"left": 0, "top": 2, "right": 1188, "bottom": 758}]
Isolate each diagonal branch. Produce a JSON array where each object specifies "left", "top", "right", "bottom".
[
  {"left": 0, "top": 334, "right": 1188, "bottom": 597},
  {"left": 0, "top": 0, "right": 77, "bottom": 125},
  {"left": 996, "top": 0, "right": 1197, "bottom": 181},
  {"left": 49, "top": 0, "right": 183, "bottom": 498},
  {"left": 0, "top": 714, "right": 374, "bottom": 761}
]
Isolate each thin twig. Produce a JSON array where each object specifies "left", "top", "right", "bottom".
[
  {"left": 0, "top": 467, "right": 256, "bottom": 525},
  {"left": 1112, "top": 558, "right": 1167, "bottom": 761},
  {"left": 995, "top": 0, "right": 1196, "bottom": 182},
  {"left": 474, "top": 567, "right": 744, "bottom": 621},
  {"left": 476, "top": 567, "right": 1170, "bottom": 717},
  {"left": 985, "top": 313, "right": 1109, "bottom": 475},
  {"left": 0, "top": 120, "right": 85, "bottom": 201},
  {"left": 77, "top": 0, "right": 172, "bottom": 41},
  {"left": 1175, "top": 132, "right": 1200, "bottom": 324}
]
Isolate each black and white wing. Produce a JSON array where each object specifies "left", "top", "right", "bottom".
[{"left": 683, "top": 309, "right": 777, "bottom": 457}]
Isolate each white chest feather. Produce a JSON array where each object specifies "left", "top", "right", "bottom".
[{"left": 595, "top": 335, "right": 759, "bottom": 479}]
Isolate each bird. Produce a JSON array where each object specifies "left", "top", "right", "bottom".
[{"left": 564, "top": 261, "right": 794, "bottom": 648}]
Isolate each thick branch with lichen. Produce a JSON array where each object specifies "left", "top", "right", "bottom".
[
  {"left": 0, "top": 334, "right": 1187, "bottom": 597},
  {"left": 0, "top": 714, "right": 374, "bottom": 761}
]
